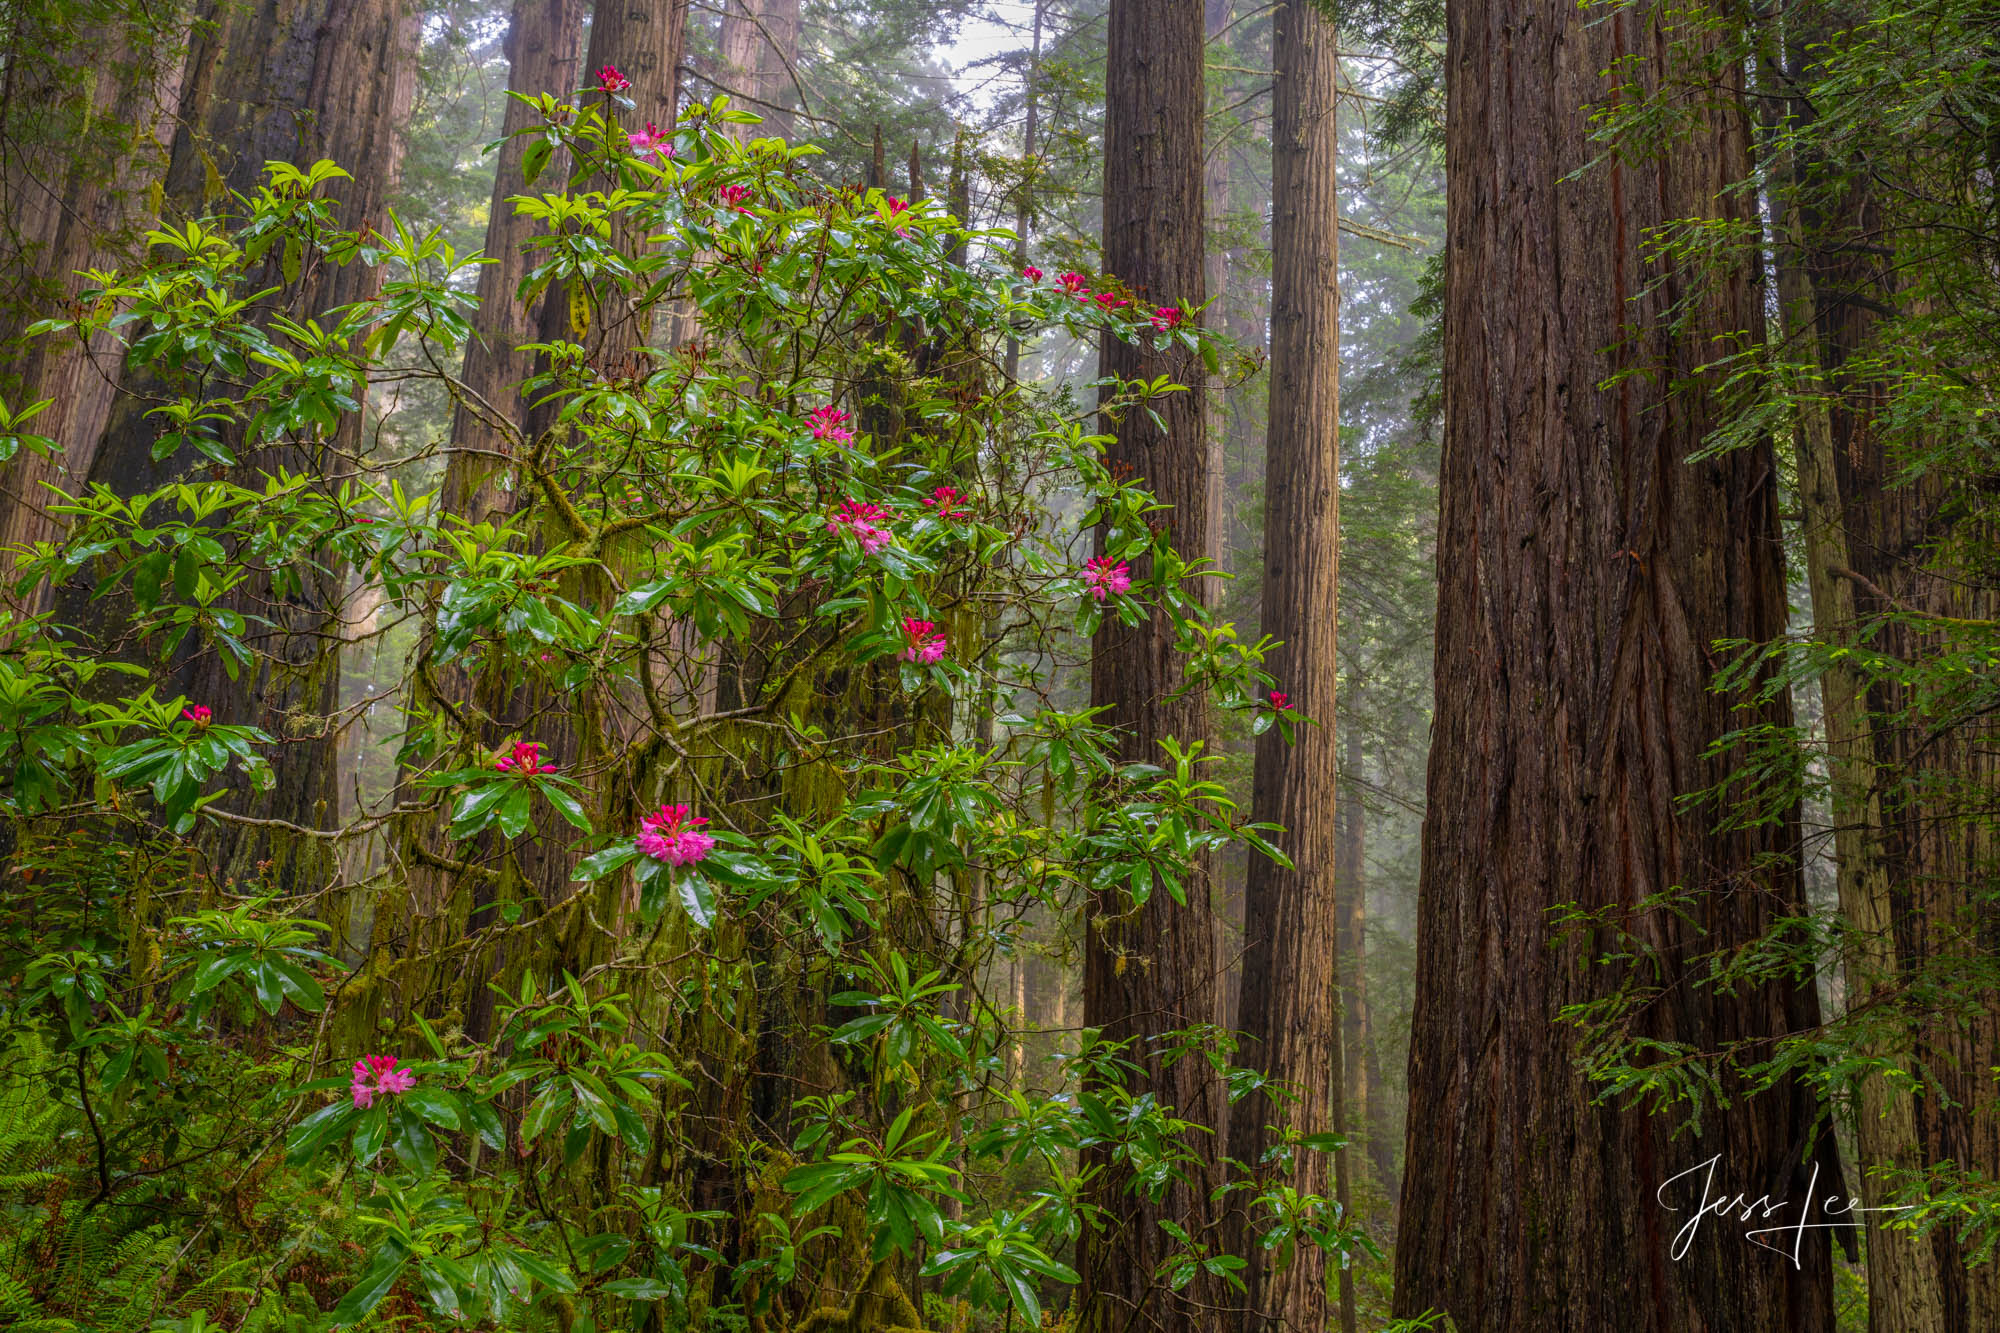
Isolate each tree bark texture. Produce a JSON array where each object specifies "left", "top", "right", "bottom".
[
  {"left": 585, "top": 0, "right": 687, "bottom": 134},
  {"left": 1393, "top": 0, "right": 1840, "bottom": 1327},
  {"left": 1228, "top": 3, "right": 1348, "bottom": 1330},
  {"left": 67, "top": 0, "right": 419, "bottom": 893},
  {"left": 0, "top": 2, "right": 190, "bottom": 589},
  {"left": 1078, "top": 0, "right": 1219, "bottom": 1329}
]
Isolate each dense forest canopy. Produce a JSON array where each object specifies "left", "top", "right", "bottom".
[{"left": 0, "top": 0, "right": 1991, "bottom": 1329}]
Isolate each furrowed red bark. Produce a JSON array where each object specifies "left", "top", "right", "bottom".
[
  {"left": 1078, "top": 0, "right": 1219, "bottom": 1328},
  {"left": 0, "top": 3, "right": 189, "bottom": 593},
  {"left": 1393, "top": 0, "right": 1839, "bottom": 1326},
  {"left": 64, "top": 0, "right": 418, "bottom": 894},
  {"left": 1228, "top": 2, "right": 1349, "bottom": 1330}
]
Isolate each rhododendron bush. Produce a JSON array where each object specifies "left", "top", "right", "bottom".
[{"left": 0, "top": 94, "right": 1342, "bottom": 1331}]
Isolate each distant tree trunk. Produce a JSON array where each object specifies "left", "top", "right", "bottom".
[
  {"left": 1394, "top": 0, "right": 1839, "bottom": 1326},
  {"left": 1228, "top": 4, "right": 1347, "bottom": 1330},
  {"left": 755, "top": 0, "right": 800, "bottom": 139},
  {"left": 1757, "top": 44, "right": 1947, "bottom": 1330},
  {"left": 1779, "top": 25, "right": 2000, "bottom": 1328},
  {"left": 585, "top": 0, "right": 687, "bottom": 359},
  {"left": 403, "top": 0, "right": 585, "bottom": 1033},
  {"left": 715, "top": 0, "right": 762, "bottom": 134},
  {"left": 64, "top": 0, "right": 419, "bottom": 895},
  {"left": 1201, "top": 0, "right": 1230, "bottom": 578},
  {"left": 1077, "top": 0, "right": 1218, "bottom": 1328},
  {"left": 1337, "top": 723, "right": 1394, "bottom": 1195},
  {"left": 444, "top": 0, "right": 586, "bottom": 529},
  {"left": 1003, "top": 0, "right": 1044, "bottom": 387},
  {"left": 0, "top": 2, "right": 189, "bottom": 592}
]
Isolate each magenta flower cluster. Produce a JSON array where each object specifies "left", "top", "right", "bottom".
[
  {"left": 809, "top": 405, "right": 855, "bottom": 443},
  {"left": 182, "top": 705, "right": 212, "bottom": 727},
  {"left": 1084, "top": 556, "right": 1132, "bottom": 602},
  {"left": 922, "top": 485, "right": 970, "bottom": 520},
  {"left": 899, "top": 617, "right": 947, "bottom": 664},
  {"left": 351, "top": 1054, "right": 415, "bottom": 1109},
  {"left": 627, "top": 120, "right": 673, "bottom": 164},
  {"left": 495, "top": 740, "right": 557, "bottom": 774},
  {"left": 1020, "top": 267, "right": 1188, "bottom": 334},
  {"left": 636, "top": 803, "right": 715, "bottom": 866},
  {"left": 828, "top": 499, "right": 893, "bottom": 555}
]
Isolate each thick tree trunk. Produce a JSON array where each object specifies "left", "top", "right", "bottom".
[
  {"left": 584, "top": 0, "right": 686, "bottom": 134},
  {"left": 1228, "top": 3, "right": 1348, "bottom": 1331},
  {"left": 65, "top": 0, "right": 418, "bottom": 895},
  {"left": 1393, "top": 0, "right": 1840, "bottom": 1326},
  {"left": 1077, "top": 0, "right": 1218, "bottom": 1328},
  {"left": 0, "top": 3, "right": 189, "bottom": 590}
]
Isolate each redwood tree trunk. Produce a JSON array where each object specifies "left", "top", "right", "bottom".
[
  {"left": 1228, "top": 2, "right": 1348, "bottom": 1330},
  {"left": 1790, "top": 28, "right": 2000, "bottom": 1322},
  {"left": 584, "top": 0, "right": 686, "bottom": 134},
  {"left": 0, "top": 2, "right": 189, "bottom": 589},
  {"left": 1337, "top": 723, "right": 1395, "bottom": 1195},
  {"left": 67, "top": 0, "right": 418, "bottom": 893},
  {"left": 1393, "top": 0, "right": 1839, "bottom": 1326},
  {"left": 1077, "top": 0, "right": 1218, "bottom": 1327}
]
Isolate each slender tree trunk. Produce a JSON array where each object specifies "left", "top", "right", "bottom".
[
  {"left": 1078, "top": 0, "right": 1218, "bottom": 1328},
  {"left": 402, "top": 0, "right": 586, "bottom": 1036},
  {"left": 1337, "top": 722, "right": 1395, "bottom": 1196},
  {"left": 1004, "top": 0, "right": 1043, "bottom": 387},
  {"left": 443, "top": 0, "right": 587, "bottom": 528},
  {"left": 715, "top": 0, "right": 762, "bottom": 134},
  {"left": 0, "top": 3, "right": 189, "bottom": 591},
  {"left": 755, "top": 0, "right": 800, "bottom": 139},
  {"left": 1393, "top": 0, "right": 1840, "bottom": 1325},
  {"left": 1755, "top": 45, "right": 1946, "bottom": 1331},
  {"left": 1779, "top": 25, "right": 2000, "bottom": 1328},
  {"left": 1228, "top": 5, "right": 1347, "bottom": 1330},
  {"left": 1201, "top": 0, "right": 1230, "bottom": 579}
]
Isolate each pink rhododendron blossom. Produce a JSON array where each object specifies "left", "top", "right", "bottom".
[
  {"left": 351, "top": 1055, "right": 416, "bottom": 1109},
  {"left": 921, "top": 485, "right": 970, "bottom": 519},
  {"left": 1093, "top": 292, "right": 1131, "bottom": 312},
  {"left": 495, "top": 740, "right": 558, "bottom": 774},
  {"left": 1150, "top": 306, "right": 1183, "bottom": 331},
  {"left": 1021, "top": 266, "right": 1044, "bottom": 282},
  {"left": 627, "top": 121, "right": 673, "bottom": 163},
  {"left": 1268, "top": 690, "right": 1292, "bottom": 712},
  {"left": 595, "top": 64, "right": 630, "bottom": 93},
  {"left": 899, "top": 618, "right": 947, "bottom": 664},
  {"left": 827, "top": 500, "right": 893, "bottom": 555},
  {"left": 181, "top": 705, "right": 212, "bottom": 727},
  {"left": 716, "top": 184, "right": 753, "bottom": 211},
  {"left": 635, "top": 803, "right": 715, "bottom": 866},
  {"left": 1056, "top": 272, "right": 1089, "bottom": 298},
  {"left": 1083, "top": 556, "right": 1132, "bottom": 602},
  {"left": 882, "top": 195, "right": 913, "bottom": 237},
  {"left": 808, "top": 405, "right": 855, "bottom": 443}
]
